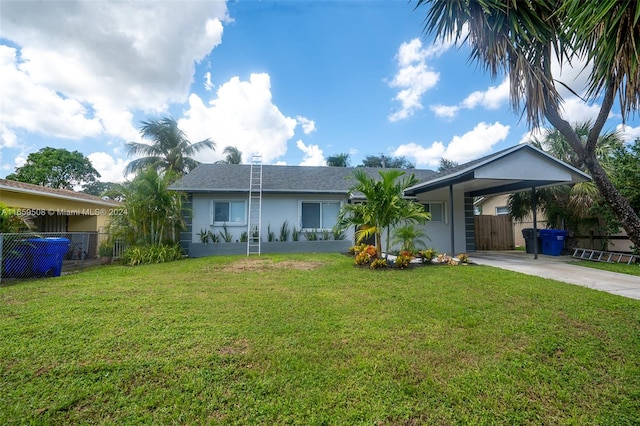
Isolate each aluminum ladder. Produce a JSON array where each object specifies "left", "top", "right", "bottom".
[
  {"left": 572, "top": 248, "right": 639, "bottom": 265},
  {"left": 247, "top": 155, "right": 263, "bottom": 256}
]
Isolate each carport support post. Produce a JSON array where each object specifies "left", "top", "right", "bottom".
[
  {"left": 449, "top": 185, "right": 455, "bottom": 255},
  {"left": 532, "top": 186, "right": 538, "bottom": 260}
]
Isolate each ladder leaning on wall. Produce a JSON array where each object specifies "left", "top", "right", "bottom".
[{"left": 247, "top": 155, "right": 263, "bottom": 256}]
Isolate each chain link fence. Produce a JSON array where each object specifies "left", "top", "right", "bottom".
[{"left": 0, "top": 232, "right": 99, "bottom": 283}]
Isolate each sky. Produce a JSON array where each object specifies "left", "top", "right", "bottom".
[{"left": 1, "top": 0, "right": 639, "bottom": 184}]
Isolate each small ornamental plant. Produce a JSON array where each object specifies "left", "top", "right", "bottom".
[
  {"left": 456, "top": 253, "right": 469, "bottom": 264},
  {"left": 418, "top": 248, "right": 438, "bottom": 263},
  {"left": 394, "top": 252, "right": 413, "bottom": 269},
  {"left": 370, "top": 258, "right": 388, "bottom": 269},
  {"left": 354, "top": 244, "right": 377, "bottom": 266},
  {"left": 348, "top": 243, "right": 369, "bottom": 255}
]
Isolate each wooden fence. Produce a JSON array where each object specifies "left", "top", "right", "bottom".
[{"left": 474, "top": 215, "right": 514, "bottom": 250}]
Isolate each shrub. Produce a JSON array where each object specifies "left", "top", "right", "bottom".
[
  {"left": 355, "top": 251, "right": 372, "bottom": 265},
  {"left": 292, "top": 226, "right": 299, "bottom": 241},
  {"left": 418, "top": 248, "right": 438, "bottom": 262},
  {"left": 121, "top": 244, "right": 184, "bottom": 266},
  {"left": 456, "top": 253, "right": 469, "bottom": 263},
  {"left": 305, "top": 230, "right": 319, "bottom": 241},
  {"left": 267, "top": 223, "right": 276, "bottom": 242},
  {"left": 279, "top": 221, "right": 290, "bottom": 242},
  {"left": 332, "top": 227, "right": 347, "bottom": 240},
  {"left": 98, "top": 240, "right": 114, "bottom": 257},
  {"left": 321, "top": 229, "right": 331, "bottom": 241},
  {"left": 219, "top": 223, "right": 233, "bottom": 243},
  {"left": 370, "top": 258, "right": 388, "bottom": 269},
  {"left": 394, "top": 253, "right": 413, "bottom": 269},
  {"left": 348, "top": 243, "right": 368, "bottom": 255}
]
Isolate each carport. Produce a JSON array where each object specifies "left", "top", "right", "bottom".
[{"left": 405, "top": 144, "right": 592, "bottom": 258}]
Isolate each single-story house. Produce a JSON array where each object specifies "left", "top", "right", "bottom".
[
  {"left": 169, "top": 143, "right": 591, "bottom": 257},
  {"left": 0, "top": 178, "right": 120, "bottom": 234}
]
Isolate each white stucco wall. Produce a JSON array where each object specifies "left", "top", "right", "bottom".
[
  {"left": 191, "top": 193, "right": 354, "bottom": 243},
  {"left": 413, "top": 187, "right": 468, "bottom": 255}
]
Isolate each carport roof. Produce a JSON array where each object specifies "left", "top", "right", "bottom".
[{"left": 405, "top": 144, "right": 591, "bottom": 197}]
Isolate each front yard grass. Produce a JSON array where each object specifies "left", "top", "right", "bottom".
[
  {"left": 572, "top": 259, "right": 640, "bottom": 276},
  {"left": 1, "top": 253, "right": 639, "bottom": 424}
]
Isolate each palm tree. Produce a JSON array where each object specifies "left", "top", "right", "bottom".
[
  {"left": 416, "top": 0, "right": 640, "bottom": 247},
  {"left": 337, "top": 169, "right": 431, "bottom": 257},
  {"left": 216, "top": 146, "right": 242, "bottom": 164},
  {"left": 326, "top": 153, "right": 350, "bottom": 167},
  {"left": 109, "top": 169, "right": 185, "bottom": 246},
  {"left": 125, "top": 117, "right": 215, "bottom": 177}
]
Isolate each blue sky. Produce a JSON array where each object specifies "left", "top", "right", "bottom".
[{"left": 1, "top": 0, "right": 639, "bottom": 183}]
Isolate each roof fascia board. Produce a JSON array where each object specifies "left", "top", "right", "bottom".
[
  {"left": 1, "top": 185, "right": 120, "bottom": 206},
  {"left": 468, "top": 180, "right": 568, "bottom": 197}
]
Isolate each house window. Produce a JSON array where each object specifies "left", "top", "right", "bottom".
[
  {"left": 301, "top": 201, "right": 340, "bottom": 230},
  {"left": 423, "top": 202, "right": 445, "bottom": 223},
  {"left": 212, "top": 201, "right": 246, "bottom": 225},
  {"left": 495, "top": 206, "right": 510, "bottom": 215}
]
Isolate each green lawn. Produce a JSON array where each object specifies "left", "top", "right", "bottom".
[
  {"left": 572, "top": 259, "right": 640, "bottom": 276},
  {"left": 1, "top": 254, "right": 639, "bottom": 424}
]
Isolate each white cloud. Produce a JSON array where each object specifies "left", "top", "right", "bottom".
[
  {"left": 0, "top": 1, "right": 228, "bottom": 143},
  {"left": 388, "top": 38, "right": 441, "bottom": 122},
  {"left": 296, "top": 140, "right": 325, "bottom": 166},
  {"left": 0, "top": 123, "right": 18, "bottom": 148},
  {"left": 87, "top": 152, "right": 128, "bottom": 183},
  {"left": 393, "top": 121, "right": 510, "bottom": 167},
  {"left": 461, "top": 79, "right": 509, "bottom": 110},
  {"left": 393, "top": 142, "right": 446, "bottom": 168},
  {"left": 430, "top": 104, "right": 460, "bottom": 120},
  {"left": 296, "top": 116, "right": 317, "bottom": 135},
  {"left": 444, "top": 122, "right": 510, "bottom": 163},
  {"left": 431, "top": 78, "right": 509, "bottom": 120},
  {"left": 179, "top": 73, "right": 298, "bottom": 164},
  {"left": 617, "top": 124, "right": 640, "bottom": 142},
  {"left": 557, "top": 98, "right": 602, "bottom": 124}
]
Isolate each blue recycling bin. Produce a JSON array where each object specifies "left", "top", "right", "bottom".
[
  {"left": 539, "top": 229, "right": 567, "bottom": 256},
  {"left": 24, "top": 237, "right": 71, "bottom": 277},
  {"left": 2, "top": 241, "right": 32, "bottom": 278}
]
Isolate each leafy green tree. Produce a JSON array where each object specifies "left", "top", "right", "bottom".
[
  {"left": 337, "top": 169, "right": 430, "bottom": 257},
  {"left": 416, "top": 0, "right": 640, "bottom": 247},
  {"left": 6, "top": 147, "right": 100, "bottom": 190},
  {"left": 125, "top": 117, "right": 215, "bottom": 177},
  {"left": 109, "top": 169, "right": 185, "bottom": 246},
  {"left": 326, "top": 153, "right": 350, "bottom": 167},
  {"left": 360, "top": 154, "right": 414, "bottom": 169},
  {"left": 82, "top": 181, "right": 124, "bottom": 198},
  {"left": 609, "top": 139, "right": 640, "bottom": 215},
  {"left": 216, "top": 146, "right": 243, "bottom": 165},
  {"left": 437, "top": 158, "right": 458, "bottom": 173}
]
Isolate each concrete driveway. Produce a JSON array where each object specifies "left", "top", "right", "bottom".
[{"left": 470, "top": 251, "right": 640, "bottom": 300}]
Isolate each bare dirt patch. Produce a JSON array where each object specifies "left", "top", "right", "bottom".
[{"left": 221, "top": 257, "right": 324, "bottom": 273}]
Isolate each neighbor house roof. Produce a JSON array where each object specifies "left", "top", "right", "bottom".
[
  {"left": 405, "top": 143, "right": 592, "bottom": 197},
  {"left": 0, "top": 178, "right": 120, "bottom": 206},
  {"left": 169, "top": 164, "right": 438, "bottom": 195}
]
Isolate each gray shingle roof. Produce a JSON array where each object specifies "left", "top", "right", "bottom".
[{"left": 169, "top": 164, "right": 437, "bottom": 194}]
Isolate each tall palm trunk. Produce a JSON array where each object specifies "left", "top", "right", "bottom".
[{"left": 545, "top": 82, "right": 640, "bottom": 247}]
